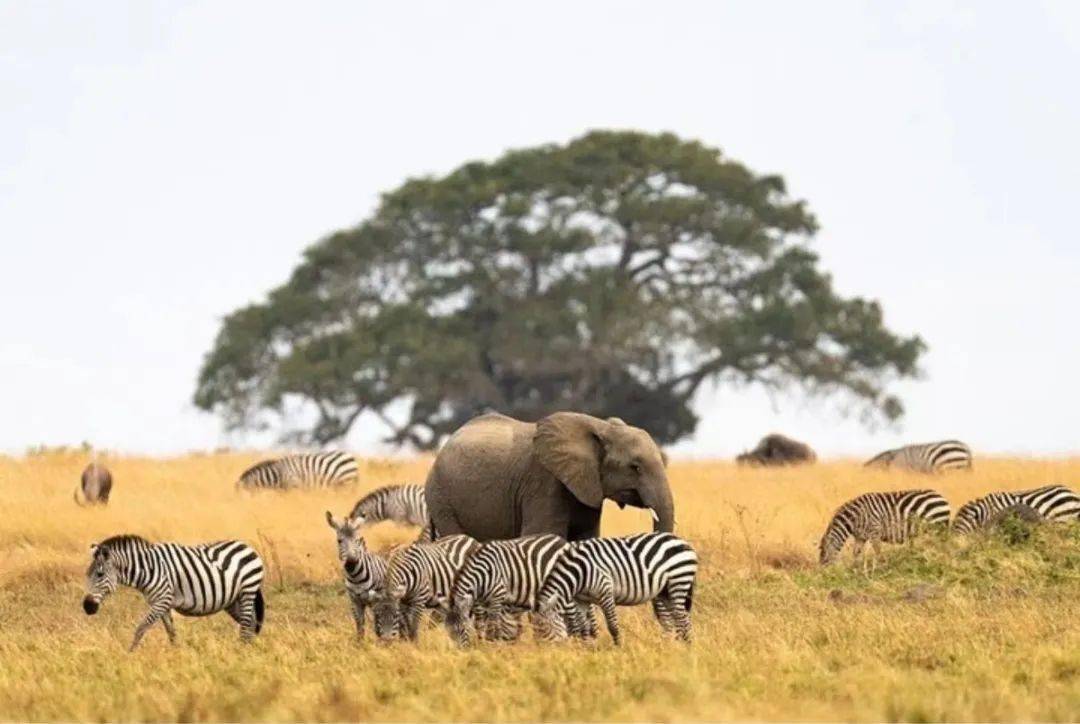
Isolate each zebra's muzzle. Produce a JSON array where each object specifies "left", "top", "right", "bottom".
[{"left": 82, "top": 596, "right": 100, "bottom": 615}]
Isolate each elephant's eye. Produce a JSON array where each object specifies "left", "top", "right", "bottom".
[{"left": 630, "top": 462, "right": 642, "bottom": 474}]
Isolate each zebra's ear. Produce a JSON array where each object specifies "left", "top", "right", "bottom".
[
  {"left": 89, "top": 543, "right": 100, "bottom": 556},
  {"left": 325, "top": 511, "right": 337, "bottom": 529}
]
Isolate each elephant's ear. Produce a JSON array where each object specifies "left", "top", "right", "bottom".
[{"left": 534, "top": 412, "right": 604, "bottom": 508}]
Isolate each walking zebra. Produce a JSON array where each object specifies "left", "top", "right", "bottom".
[
  {"left": 535, "top": 532, "right": 698, "bottom": 645},
  {"left": 348, "top": 484, "right": 431, "bottom": 541},
  {"left": 237, "top": 451, "right": 358, "bottom": 490},
  {"left": 373, "top": 534, "right": 479, "bottom": 641},
  {"left": 819, "top": 490, "right": 951, "bottom": 568},
  {"left": 325, "top": 511, "right": 389, "bottom": 638},
  {"left": 864, "top": 441, "right": 973, "bottom": 473},
  {"left": 82, "top": 535, "right": 265, "bottom": 651},
  {"left": 445, "top": 534, "right": 571, "bottom": 646},
  {"left": 952, "top": 485, "right": 1080, "bottom": 533}
]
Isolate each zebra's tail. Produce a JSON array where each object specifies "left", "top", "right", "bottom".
[
  {"left": 254, "top": 589, "right": 265, "bottom": 634},
  {"left": 685, "top": 582, "right": 694, "bottom": 612}
]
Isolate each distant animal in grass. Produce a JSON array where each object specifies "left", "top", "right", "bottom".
[
  {"left": 735, "top": 434, "right": 816, "bottom": 467},
  {"left": 236, "top": 452, "right": 358, "bottom": 490},
  {"left": 74, "top": 463, "right": 112, "bottom": 506},
  {"left": 864, "top": 441, "right": 972, "bottom": 474}
]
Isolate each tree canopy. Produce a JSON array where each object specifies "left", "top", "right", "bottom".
[{"left": 194, "top": 130, "right": 925, "bottom": 448}]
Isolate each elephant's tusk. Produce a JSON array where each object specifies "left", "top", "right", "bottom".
[{"left": 649, "top": 508, "right": 660, "bottom": 523}]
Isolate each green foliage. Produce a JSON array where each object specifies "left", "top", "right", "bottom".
[{"left": 195, "top": 131, "right": 925, "bottom": 447}]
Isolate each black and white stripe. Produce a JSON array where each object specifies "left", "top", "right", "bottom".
[
  {"left": 349, "top": 484, "right": 431, "bottom": 541},
  {"left": 864, "top": 441, "right": 973, "bottom": 473},
  {"left": 952, "top": 485, "right": 1080, "bottom": 533},
  {"left": 446, "top": 534, "right": 570, "bottom": 646},
  {"left": 535, "top": 532, "right": 697, "bottom": 645},
  {"left": 819, "top": 490, "right": 951, "bottom": 566},
  {"left": 237, "top": 452, "right": 358, "bottom": 490},
  {"left": 373, "top": 534, "right": 479, "bottom": 641},
  {"left": 82, "top": 534, "right": 265, "bottom": 651},
  {"left": 325, "top": 512, "right": 389, "bottom": 638}
]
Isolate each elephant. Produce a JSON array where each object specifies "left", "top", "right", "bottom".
[
  {"left": 424, "top": 411, "right": 674, "bottom": 542},
  {"left": 735, "top": 433, "right": 816, "bottom": 467}
]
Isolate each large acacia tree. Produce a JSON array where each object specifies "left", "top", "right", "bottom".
[{"left": 195, "top": 131, "right": 924, "bottom": 448}]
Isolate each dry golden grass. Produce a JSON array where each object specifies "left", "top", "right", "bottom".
[{"left": 1, "top": 451, "right": 1079, "bottom": 721}]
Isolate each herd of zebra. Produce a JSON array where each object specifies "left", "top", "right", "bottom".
[{"left": 79, "top": 440, "right": 1078, "bottom": 651}]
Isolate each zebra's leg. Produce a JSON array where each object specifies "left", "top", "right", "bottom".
[
  {"left": 869, "top": 537, "right": 883, "bottom": 574},
  {"left": 130, "top": 596, "right": 172, "bottom": 652},
  {"left": 349, "top": 593, "right": 366, "bottom": 638},
  {"left": 671, "top": 600, "right": 692, "bottom": 643},
  {"left": 160, "top": 611, "right": 177, "bottom": 644},
  {"left": 652, "top": 596, "right": 676, "bottom": 634},
  {"left": 235, "top": 593, "right": 259, "bottom": 642},
  {"left": 403, "top": 604, "right": 422, "bottom": 641},
  {"left": 851, "top": 538, "right": 866, "bottom": 570},
  {"left": 595, "top": 584, "right": 621, "bottom": 646},
  {"left": 578, "top": 602, "right": 598, "bottom": 639}
]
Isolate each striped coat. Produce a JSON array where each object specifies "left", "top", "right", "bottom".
[
  {"left": 864, "top": 441, "right": 973, "bottom": 473},
  {"left": 952, "top": 485, "right": 1080, "bottom": 533},
  {"left": 819, "top": 490, "right": 951, "bottom": 566},
  {"left": 82, "top": 534, "right": 265, "bottom": 650},
  {"left": 237, "top": 452, "right": 358, "bottom": 490}
]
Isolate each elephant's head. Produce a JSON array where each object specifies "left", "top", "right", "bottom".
[{"left": 534, "top": 412, "right": 674, "bottom": 532}]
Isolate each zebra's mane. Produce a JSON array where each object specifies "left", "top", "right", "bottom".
[{"left": 97, "top": 534, "right": 151, "bottom": 550}]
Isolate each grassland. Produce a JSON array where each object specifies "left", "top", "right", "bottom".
[{"left": 1, "top": 452, "right": 1078, "bottom": 721}]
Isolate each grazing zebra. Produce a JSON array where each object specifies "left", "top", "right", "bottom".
[
  {"left": 445, "top": 534, "right": 571, "bottom": 647},
  {"left": 237, "top": 451, "right": 358, "bottom": 490},
  {"left": 74, "top": 462, "right": 112, "bottom": 506},
  {"left": 82, "top": 534, "right": 265, "bottom": 651},
  {"left": 325, "top": 511, "right": 389, "bottom": 637},
  {"left": 349, "top": 484, "right": 432, "bottom": 541},
  {"left": 535, "top": 532, "right": 698, "bottom": 645},
  {"left": 373, "top": 534, "right": 479, "bottom": 641},
  {"left": 819, "top": 490, "right": 951, "bottom": 568},
  {"left": 952, "top": 485, "right": 1080, "bottom": 533},
  {"left": 864, "top": 440, "right": 973, "bottom": 473}
]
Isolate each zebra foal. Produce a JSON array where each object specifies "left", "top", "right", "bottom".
[
  {"left": 952, "top": 485, "right": 1080, "bottom": 533},
  {"left": 373, "top": 534, "right": 479, "bottom": 641},
  {"left": 819, "top": 490, "right": 951, "bottom": 568},
  {"left": 535, "top": 532, "right": 698, "bottom": 646},
  {"left": 82, "top": 535, "right": 265, "bottom": 651},
  {"left": 445, "top": 534, "right": 571, "bottom": 647},
  {"left": 349, "top": 484, "right": 431, "bottom": 541},
  {"left": 325, "top": 511, "right": 389, "bottom": 637},
  {"left": 864, "top": 441, "right": 973, "bottom": 474},
  {"left": 237, "top": 451, "right": 358, "bottom": 490}
]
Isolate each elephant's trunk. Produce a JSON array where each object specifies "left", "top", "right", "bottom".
[{"left": 643, "top": 481, "right": 675, "bottom": 533}]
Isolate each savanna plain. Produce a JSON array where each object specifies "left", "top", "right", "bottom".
[{"left": 1, "top": 452, "right": 1078, "bottom": 721}]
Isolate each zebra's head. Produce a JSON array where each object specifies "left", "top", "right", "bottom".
[
  {"left": 82, "top": 543, "right": 118, "bottom": 615},
  {"left": 325, "top": 511, "right": 367, "bottom": 566},
  {"left": 372, "top": 585, "right": 406, "bottom": 640},
  {"left": 445, "top": 595, "right": 476, "bottom": 648},
  {"left": 533, "top": 595, "right": 569, "bottom": 641}
]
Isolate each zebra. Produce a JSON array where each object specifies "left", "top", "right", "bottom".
[
  {"left": 325, "top": 511, "right": 389, "bottom": 638},
  {"left": 819, "top": 490, "right": 951, "bottom": 568},
  {"left": 952, "top": 485, "right": 1080, "bottom": 533},
  {"left": 82, "top": 534, "right": 265, "bottom": 651},
  {"left": 372, "top": 534, "right": 479, "bottom": 641},
  {"left": 445, "top": 533, "right": 572, "bottom": 647},
  {"left": 348, "top": 484, "right": 432, "bottom": 542},
  {"left": 864, "top": 440, "right": 973, "bottom": 473},
  {"left": 535, "top": 532, "right": 698, "bottom": 645},
  {"left": 236, "top": 451, "right": 358, "bottom": 490}
]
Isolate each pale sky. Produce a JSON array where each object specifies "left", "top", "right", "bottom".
[{"left": 3, "top": 1, "right": 1079, "bottom": 459}]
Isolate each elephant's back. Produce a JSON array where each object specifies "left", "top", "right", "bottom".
[{"left": 427, "top": 413, "right": 533, "bottom": 540}]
